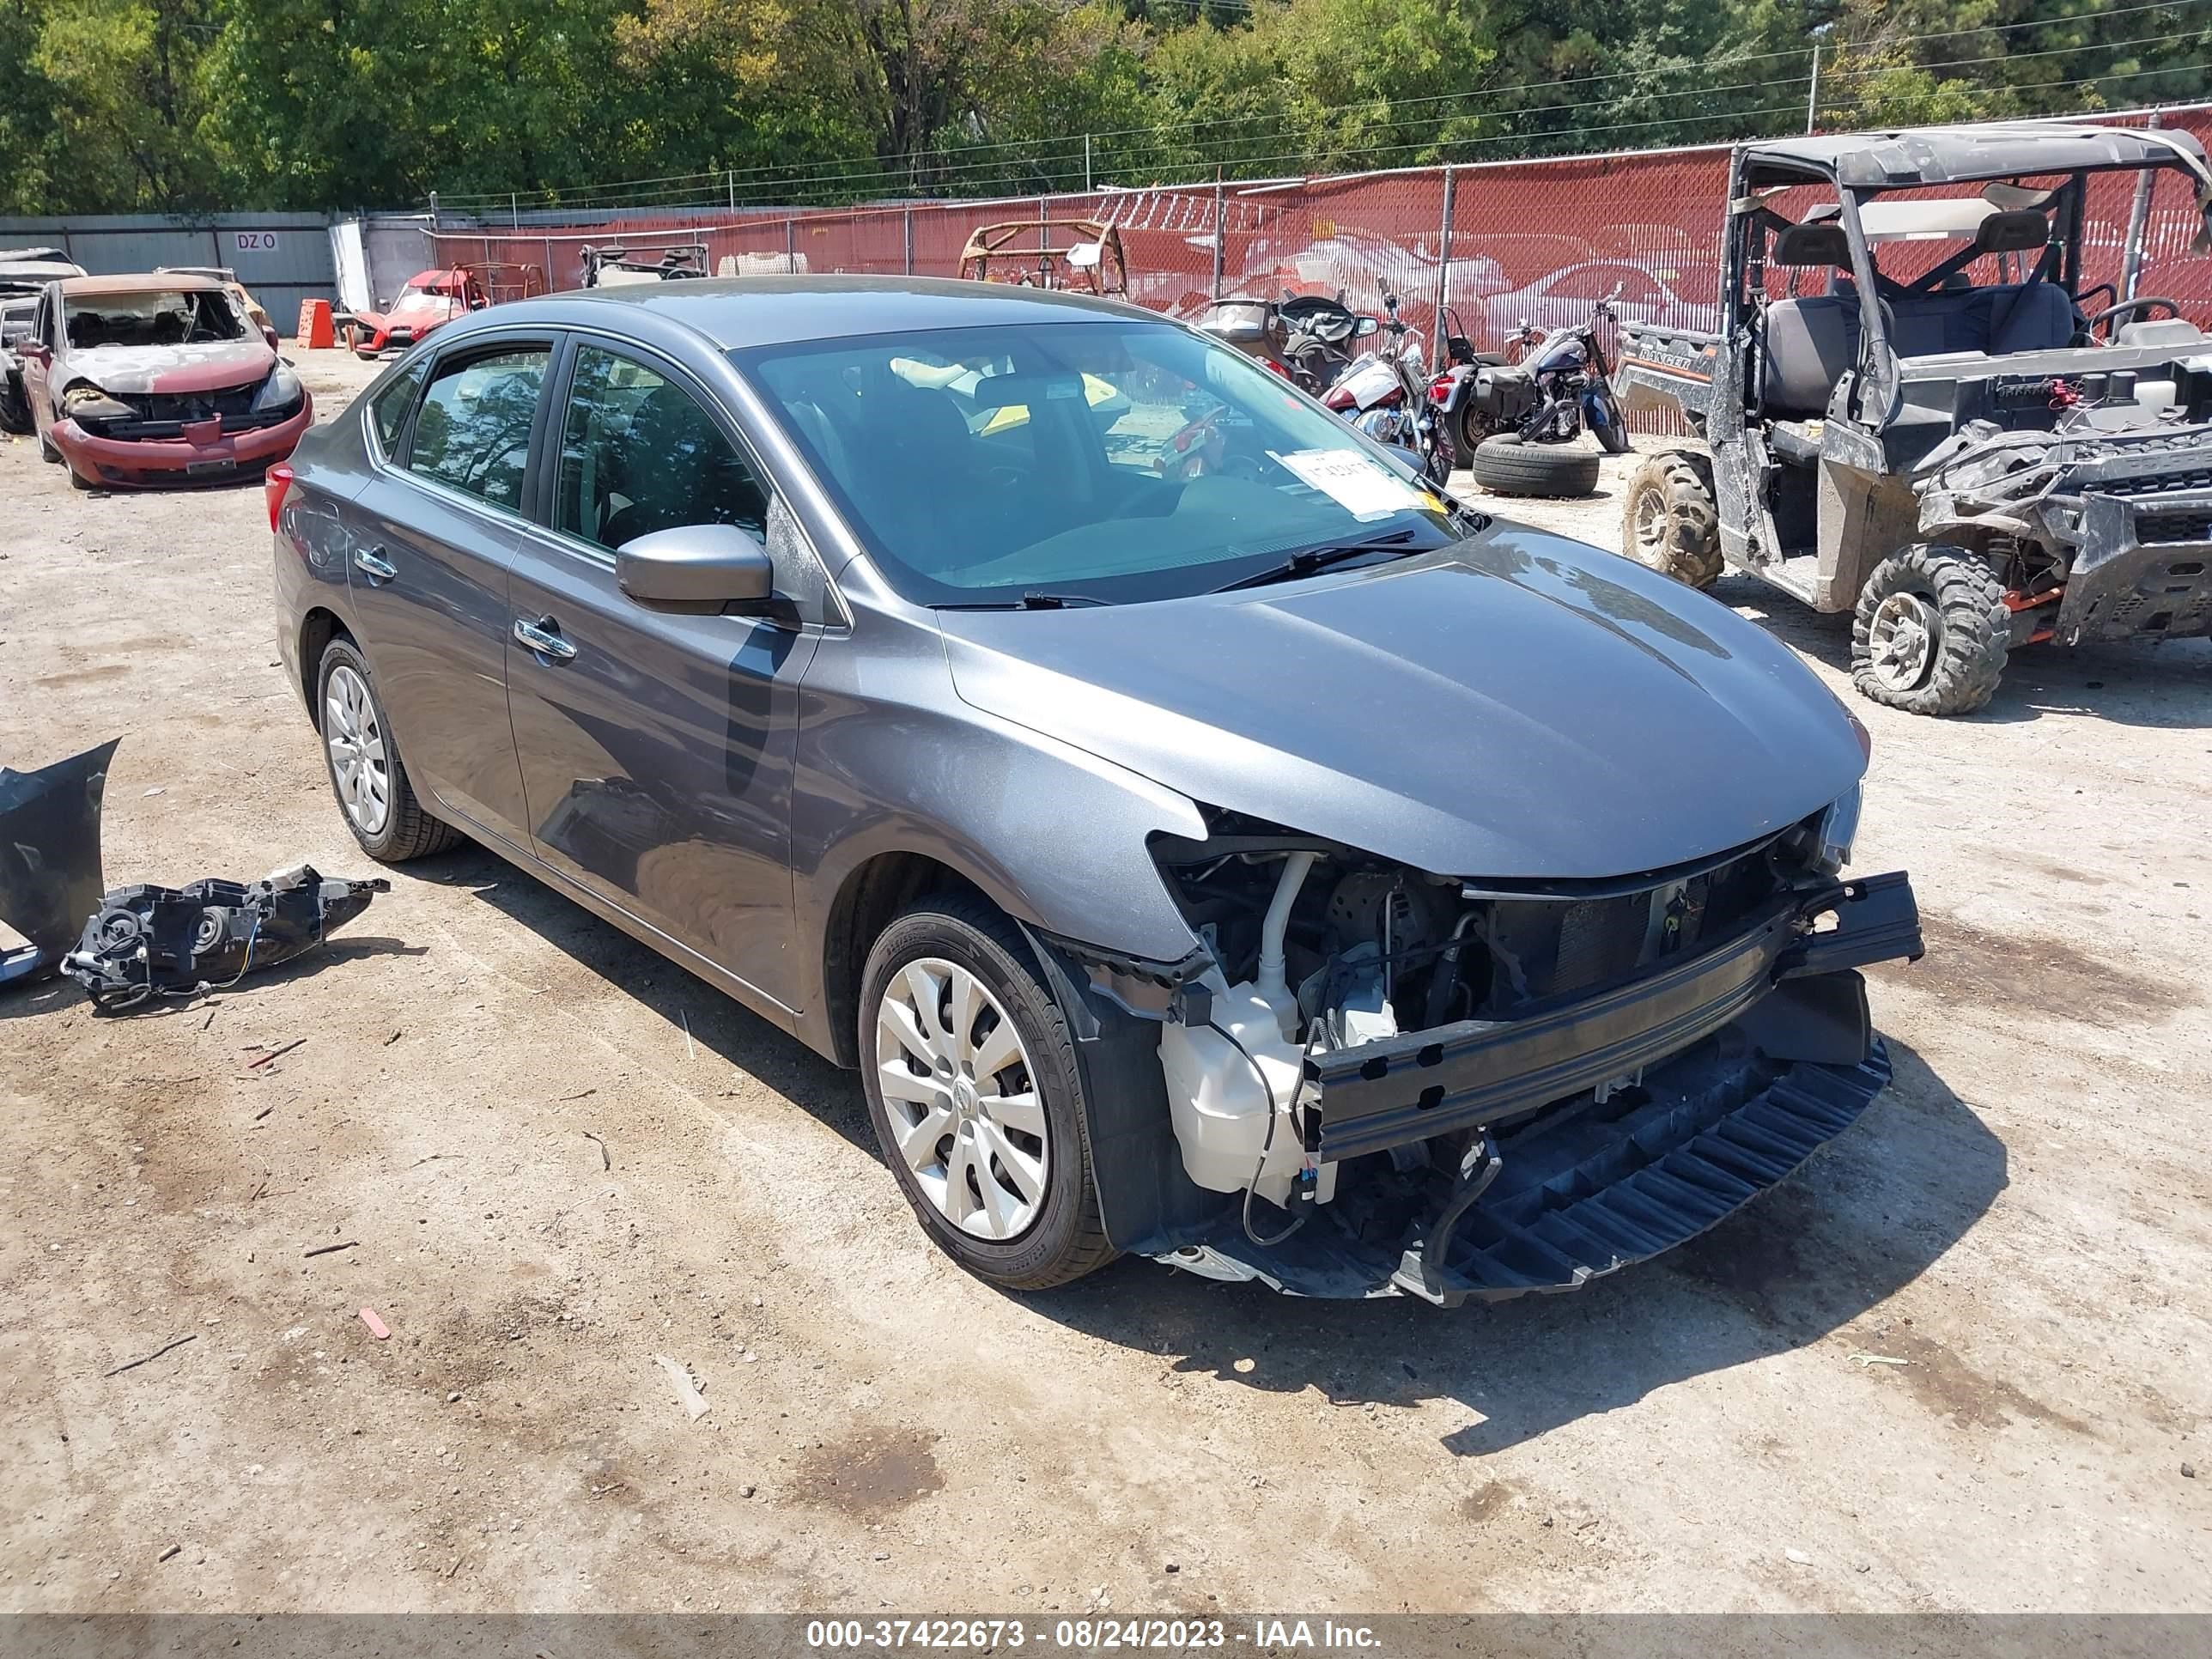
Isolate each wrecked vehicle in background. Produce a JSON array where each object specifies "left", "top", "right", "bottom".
[
  {"left": 580, "top": 241, "right": 710, "bottom": 286},
  {"left": 158, "top": 265, "right": 280, "bottom": 343},
  {"left": 275, "top": 277, "right": 1923, "bottom": 1306},
  {"left": 19, "top": 273, "right": 312, "bottom": 489},
  {"left": 0, "top": 246, "right": 87, "bottom": 434},
  {"left": 344, "top": 264, "right": 545, "bottom": 358},
  {"left": 1615, "top": 122, "right": 2212, "bottom": 715}
]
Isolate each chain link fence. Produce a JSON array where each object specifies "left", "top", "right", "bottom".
[{"left": 427, "top": 104, "right": 2212, "bottom": 434}]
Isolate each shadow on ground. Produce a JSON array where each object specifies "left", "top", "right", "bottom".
[
  {"left": 423, "top": 847, "right": 869, "bottom": 1154},
  {"left": 1024, "top": 1036, "right": 2003, "bottom": 1455}
]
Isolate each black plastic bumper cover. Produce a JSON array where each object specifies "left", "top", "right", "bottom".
[{"left": 1303, "top": 872, "right": 1919, "bottom": 1164}]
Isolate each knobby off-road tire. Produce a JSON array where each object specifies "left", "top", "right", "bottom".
[
  {"left": 1851, "top": 544, "right": 2010, "bottom": 717},
  {"left": 1621, "top": 450, "right": 1723, "bottom": 590},
  {"left": 314, "top": 636, "right": 463, "bottom": 860},
  {"left": 859, "top": 894, "right": 1116, "bottom": 1291},
  {"left": 1468, "top": 434, "right": 1601, "bottom": 499}
]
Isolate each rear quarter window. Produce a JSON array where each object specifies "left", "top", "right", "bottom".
[{"left": 369, "top": 360, "right": 429, "bottom": 459}]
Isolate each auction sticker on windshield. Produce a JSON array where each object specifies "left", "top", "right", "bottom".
[{"left": 1271, "top": 447, "right": 1429, "bottom": 520}]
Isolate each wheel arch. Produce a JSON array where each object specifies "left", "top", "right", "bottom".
[
  {"left": 819, "top": 850, "right": 998, "bottom": 1068},
  {"left": 298, "top": 607, "right": 354, "bottom": 730}
]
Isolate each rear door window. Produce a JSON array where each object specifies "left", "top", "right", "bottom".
[{"left": 407, "top": 346, "right": 549, "bottom": 513}]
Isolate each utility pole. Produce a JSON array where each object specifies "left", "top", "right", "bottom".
[
  {"left": 1807, "top": 23, "right": 1834, "bottom": 136},
  {"left": 1085, "top": 134, "right": 1093, "bottom": 193},
  {"left": 728, "top": 171, "right": 736, "bottom": 214}
]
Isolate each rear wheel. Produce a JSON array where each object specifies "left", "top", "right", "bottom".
[
  {"left": 1621, "top": 451, "right": 1723, "bottom": 589},
  {"left": 859, "top": 896, "right": 1115, "bottom": 1291},
  {"left": 314, "top": 637, "right": 461, "bottom": 860},
  {"left": 38, "top": 422, "right": 60, "bottom": 464},
  {"left": 1851, "top": 544, "right": 2009, "bottom": 716},
  {"left": 0, "top": 376, "right": 28, "bottom": 435},
  {"left": 1454, "top": 404, "right": 1496, "bottom": 461},
  {"left": 1469, "top": 434, "right": 1600, "bottom": 499}
]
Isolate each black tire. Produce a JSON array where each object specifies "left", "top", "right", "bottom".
[
  {"left": 313, "top": 636, "right": 462, "bottom": 860},
  {"left": 1590, "top": 386, "right": 1632, "bottom": 454},
  {"left": 38, "top": 422, "right": 61, "bottom": 464},
  {"left": 1469, "top": 434, "right": 1600, "bottom": 499},
  {"left": 1620, "top": 450, "right": 1724, "bottom": 589},
  {"left": 67, "top": 462, "right": 94, "bottom": 491},
  {"left": 1454, "top": 403, "right": 1496, "bottom": 460},
  {"left": 0, "top": 376, "right": 28, "bottom": 435},
  {"left": 858, "top": 894, "right": 1116, "bottom": 1291},
  {"left": 1420, "top": 436, "right": 1453, "bottom": 488},
  {"left": 1850, "top": 544, "right": 2010, "bottom": 717}
]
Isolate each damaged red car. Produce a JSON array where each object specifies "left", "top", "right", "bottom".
[{"left": 20, "top": 273, "right": 313, "bottom": 489}]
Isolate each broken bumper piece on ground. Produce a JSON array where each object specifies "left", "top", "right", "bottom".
[
  {"left": 0, "top": 738, "right": 119, "bottom": 986},
  {"left": 1156, "top": 872, "right": 1923, "bottom": 1305},
  {"left": 60, "top": 864, "right": 391, "bottom": 1012}
]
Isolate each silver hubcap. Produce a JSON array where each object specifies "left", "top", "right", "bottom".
[
  {"left": 874, "top": 957, "right": 1047, "bottom": 1241},
  {"left": 1868, "top": 591, "right": 1942, "bottom": 691},
  {"left": 324, "top": 664, "right": 392, "bottom": 836}
]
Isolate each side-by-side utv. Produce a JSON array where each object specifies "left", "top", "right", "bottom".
[{"left": 1613, "top": 124, "right": 2212, "bottom": 714}]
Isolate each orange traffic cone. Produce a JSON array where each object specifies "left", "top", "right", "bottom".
[{"left": 296, "top": 298, "right": 336, "bottom": 350}]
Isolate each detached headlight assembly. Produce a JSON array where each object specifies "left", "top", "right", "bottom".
[
  {"left": 61, "top": 383, "right": 135, "bottom": 428},
  {"left": 252, "top": 363, "right": 304, "bottom": 415}
]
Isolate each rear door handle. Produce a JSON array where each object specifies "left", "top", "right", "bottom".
[
  {"left": 354, "top": 546, "right": 397, "bottom": 583},
  {"left": 513, "top": 616, "right": 577, "bottom": 662}
]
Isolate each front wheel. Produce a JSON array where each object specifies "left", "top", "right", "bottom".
[
  {"left": 1589, "top": 386, "right": 1631, "bottom": 454},
  {"left": 859, "top": 896, "right": 1115, "bottom": 1291},
  {"left": 1851, "top": 544, "right": 2009, "bottom": 716},
  {"left": 0, "top": 376, "right": 29, "bottom": 435}
]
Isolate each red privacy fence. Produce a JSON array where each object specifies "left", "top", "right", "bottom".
[{"left": 428, "top": 105, "right": 2212, "bottom": 428}]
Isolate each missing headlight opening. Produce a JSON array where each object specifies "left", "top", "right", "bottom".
[{"left": 1136, "top": 804, "right": 1922, "bottom": 1304}]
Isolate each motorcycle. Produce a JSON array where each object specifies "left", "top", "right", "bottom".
[
  {"left": 1321, "top": 292, "right": 1453, "bottom": 487},
  {"left": 1426, "top": 287, "right": 1632, "bottom": 465},
  {"left": 1195, "top": 291, "right": 1373, "bottom": 397}
]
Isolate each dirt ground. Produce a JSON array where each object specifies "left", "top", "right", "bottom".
[{"left": 2, "top": 352, "right": 2209, "bottom": 1619}]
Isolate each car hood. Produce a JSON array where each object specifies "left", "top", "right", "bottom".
[
  {"left": 937, "top": 525, "right": 1867, "bottom": 879},
  {"left": 64, "top": 337, "right": 275, "bottom": 396}
]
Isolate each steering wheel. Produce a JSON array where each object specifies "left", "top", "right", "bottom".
[{"left": 2081, "top": 295, "right": 2182, "bottom": 343}]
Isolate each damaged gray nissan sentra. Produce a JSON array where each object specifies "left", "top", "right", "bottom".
[{"left": 271, "top": 276, "right": 1923, "bottom": 1304}]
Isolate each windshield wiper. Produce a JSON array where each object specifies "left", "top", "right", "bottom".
[
  {"left": 934, "top": 591, "right": 1110, "bottom": 611},
  {"left": 1213, "top": 529, "right": 1427, "bottom": 592}
]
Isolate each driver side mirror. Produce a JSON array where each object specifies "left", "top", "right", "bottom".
[
  {"left": 617, "top": 522, "right": 775, "bottom": 616},
  {"left": 1356, "top": 315, "right": 1381, "bottom": 337}
]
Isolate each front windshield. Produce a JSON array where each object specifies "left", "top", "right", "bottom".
[
  {"left": 64, "top": 289, "right": 246, "bottom": 349},
  {"left": 737, "top": 319, "right": 1460, "bottom": 605}
]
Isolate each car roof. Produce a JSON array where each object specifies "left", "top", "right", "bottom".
[
  {"left": 1742, "top": 122, "right": 2209, "bottom": 188},
  {"left": 478, "top": 275, "right": 1159, "bottom": 351},
  {"left": 58, "top": 272, "right": 228, "bottom": 297},
  {"left": 0, "top": 260, "right": 85, "bottom": 282}
]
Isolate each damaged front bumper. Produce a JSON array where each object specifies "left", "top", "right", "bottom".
[
  {"left": 2058, "top": 485, "right": 2212, "bottom": 644},
  {"left": 1155, "top": 872, "right": 1923, "bottom": 1304},
  {"left": 51, "top": 401, "right": 312, "bottom": 487}
]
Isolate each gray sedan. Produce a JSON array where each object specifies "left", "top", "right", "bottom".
[{"left": 271, "top": 276, "right": 1922, "bottom": 1304}]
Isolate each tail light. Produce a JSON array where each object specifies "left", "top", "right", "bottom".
[
  {"left": 264, "top": 464, "right": 295, "bottom": 533},
  {"left": 1263, "top": 357, "right": 1289, "bottom": 377},
  {"left": 1322, "top": 385, "right": 1356, "bottom": 410},
  {"left": 1428, "top": 374, "right": 1455, "bottom": 405}
]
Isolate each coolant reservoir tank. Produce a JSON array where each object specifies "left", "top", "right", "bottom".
[{"left": 1157, "top": 982, "right": 1333, "bottom": 1207}]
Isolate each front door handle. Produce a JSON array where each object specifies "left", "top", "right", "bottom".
[
  {"left": 354, "top": 546, "right": 398, "bottom": 583},
  {"left": 513, "top": 616, "right": 577, "bottom": 662}
]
